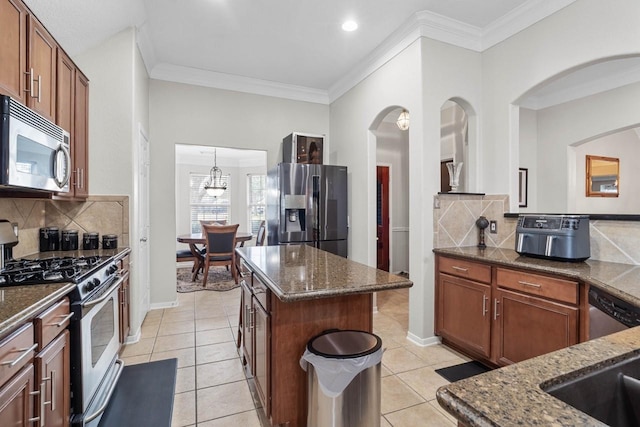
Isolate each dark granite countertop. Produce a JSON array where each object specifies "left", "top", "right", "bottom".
[
  {"left": 0, "top": 282, "right": 76, "bottom": 339},
  {"left": 236, "top": 244, "right": 412, "bottom": 302},
  {"left": 434, "top": 246, "right": 640, "bottom": 426}
]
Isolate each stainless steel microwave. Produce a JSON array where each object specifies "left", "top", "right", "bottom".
[{"left": 0, "top": 95, "right": 70, "bottom": 193}]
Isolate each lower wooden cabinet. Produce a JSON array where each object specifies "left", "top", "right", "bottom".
[
  {"left": 0, "top": 364, "right": 35, "bottom": 426},
  {"left": 34, "top": 330, "right": 70, "bottom": 427},
  {"left": 437, "top": 274, "right": 491, "bottom": 359},
  {"left": 435, "top": 255, "right": 581, "bottom": 366}
]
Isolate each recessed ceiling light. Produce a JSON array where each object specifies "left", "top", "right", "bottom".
[{"left": 342, "top": 20, "right": 358, "bottom": 32}]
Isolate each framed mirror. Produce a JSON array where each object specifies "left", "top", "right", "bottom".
[{"left": 586, "top": 155, "right": 619, "bottom": 197}]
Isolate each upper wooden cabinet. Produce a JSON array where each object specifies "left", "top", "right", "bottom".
[
  {"left": 73, "top": 71, "right": 89, "bottom": 198},
  {"left": 0, "top": 0, "right": 27, "bottom": 103},
  {"left": 27, "top": 15, "right": 57, "bottom": 121}
]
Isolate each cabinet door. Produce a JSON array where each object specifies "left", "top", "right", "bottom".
[
  {"left": 55, "top": 49, "right": 74, "bottom": 133},
  {"left": 493, "top": 288, "right": 578, "bottom": 366},
  {"left": 0, "top": 0, "right": 27, "bottom": 102},
  {"left": 240, "top": 280, "right": 253, "bottom": 371},
  {"left": 253, "top": 297, "right": 270, "bottom": 417},
  {"left": 73, "top": 71, "right": 89, "bottom": 198},
  {"left": 27, "top": 15, "right": 56, "bottom": 121},
  {"left": 0, "top": 364, "right": 35, "bottom": 426},
  {"left": 436, "top": 274, "right": 491, "bottom": 359},
  {"left": 35, "top": 330, "right": 70, "bottom": 427}
]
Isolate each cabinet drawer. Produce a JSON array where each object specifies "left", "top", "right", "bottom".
[
  {"left": 496, "top": 268, "right": 578, "bottom": 305},
  {"left": 252, "top": 273, "right": 270, "bottom": 311},
  {"left": 438, "top": 256, "right": 491, "bottom": 284},
  {"left": 0, "top": 323, "right": 36, "bottom": 386},
  {"left": 34, "top": 298, "right": 72, "bottom": 351}
]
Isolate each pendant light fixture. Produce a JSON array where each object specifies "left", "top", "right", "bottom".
[
  {"left": 204, "top": 149, "right": 227, "bottom": 197},
  {"left": 396, "top": 109, "right": 410, "bottom": 130}
]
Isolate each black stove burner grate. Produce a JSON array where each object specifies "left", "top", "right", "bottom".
[{"left": 0, "top": 255, "right": 110, "bottom": 286}]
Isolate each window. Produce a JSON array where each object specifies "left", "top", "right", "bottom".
[
  {"left": 189, "top": 173, "right": 231, "bottom": 233},
  {"left": 247, "top": 174, "right": 266, "bottom": 234}
]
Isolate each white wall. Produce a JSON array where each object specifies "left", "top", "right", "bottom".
[
  {"left": 481, "top": 0, "right": 640, "bottom": 210},
  {"left": 533, "top": 82, "right": 640, "bottom": 212},
  {"left": 572, "top": 128, "right": 640, "bottom": 213},
  {"left": 376, "top": 122, "right": 409, "bottom": 274},
  {"left": 74, "top": 27, "right": 149, "bottom": 337},
  {"left": 149, "top": 80, "right": 329, "bottom": 305},
  {"left": 518, "top": 108, "right": 538, "bottom": 211},
  {"left": 330, "top": 37, "right": 481, "bottom": 343}
]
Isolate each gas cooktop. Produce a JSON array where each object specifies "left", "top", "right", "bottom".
[{"left": 0, "top": 255, "right": 111, "bottom": 286}]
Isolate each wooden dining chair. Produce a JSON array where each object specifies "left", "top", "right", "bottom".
[
  {"left": 201, "top": 223, "right": 239, "bottom": 286},
  {"left": 256, "top": 220, "right": 266, "bottom": 246}
]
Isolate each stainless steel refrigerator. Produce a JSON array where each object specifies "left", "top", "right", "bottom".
[{"left": 266, "top": 163, "right": 348, "bottom": 257}]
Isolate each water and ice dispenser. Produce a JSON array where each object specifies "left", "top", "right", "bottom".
[{"left": 284, "top": 194, "right": 306, "bottom": 232}]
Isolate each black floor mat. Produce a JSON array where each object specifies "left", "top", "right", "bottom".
[
  {"left": 99, "top": 358, "right": 177, "bottom": 427},
  {"left": 435, "top": 361, "right": 491, "bottom": 382}
]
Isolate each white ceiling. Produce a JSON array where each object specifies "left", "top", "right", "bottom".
[
  {"left": 175, "top": 145, "right": 266, "bottom": 168},
  {"left": 23, "top": 0, "right": 580, "bottom": 103}
]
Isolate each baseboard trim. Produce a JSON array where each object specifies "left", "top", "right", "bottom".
[
  {"left": 149, "top": 300, "right": 178, "bottom": 310},
  {"left": 406, "top": 332, "right": 441, "bottom": 347}
]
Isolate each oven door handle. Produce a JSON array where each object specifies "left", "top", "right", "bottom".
[
  {"left": 84, "top": 358, "right": 125, "bottom": 423},
  {"left": 82, "top": 274, "right": 125, "bottom": 308}
]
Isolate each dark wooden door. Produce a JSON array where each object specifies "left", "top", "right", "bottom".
[
  {"left": 441, "top": 160, "right": 452, "bottom": 193},
  {"left": 376, "top": 166, "right": 390, "bottom": 271}
]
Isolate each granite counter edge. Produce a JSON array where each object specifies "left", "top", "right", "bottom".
[{"left": 0, "top": 283, "right": 77, "bottom": 339}]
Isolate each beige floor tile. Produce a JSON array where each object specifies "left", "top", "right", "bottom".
[
  {"left": 406, "top": 344, "right": 469, "bottom": 367},
  {"left": 196, "top": 316, "right": 231, "bottom": 332},
  {"left": 175, "top": 366, "right": 196, "bottom": 394},
  {"left": 196, "top": 359, "right": 245, "bottom": 389},
  {"left": 121, "top": 354, "right": 150, "bottom": 365},
  {"left": 384, "top": 402, "right": 455, "bottom": 426},
  {"left": 162, "top": 309, "right": 196, "bottom": 323},
  {"left": 121, "top": 337, "right": 155, "bottom": 358},
  {"left": 196, "top": 328, "right": 234, "bottom": 346},
  {"left": 380, "top": 415, "right": 392, "bottom": 427},
  {"left": 154, "top": 333, "right": 196, "bottom": 353},
  {"left": 158, "top": 319, "right": 196, "bottom": 336},
  {"left": 397, "top": 366, "right": 450, "bottom": 401},
  {"left": 382, "top": 347, "right": 429, "bottom": 374},
  {"left": 150, "top": 347, "right": 196, "bottom": 368},
  {"left": 381, "top": 375, "right": 425, "bottom": 414},
  {"left": 197, "top": 381, "right": 255, "bottom": 422},
  {"left": 140, "top": 321, "right": 161, "bottom": 339},
  {"left": 143, "top": 309, "right": 164, "bottom": 323},
  {"left": 171, "top": 391, "right": 196, "bottom": 427},
  {"left": 196, "top": 410, "right": 262, "bottom": 427},
  {"left": 196, "top": 342, "right": 240, "bottom": 365}
]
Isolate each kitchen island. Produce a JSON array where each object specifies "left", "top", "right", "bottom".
[
  {"left": 235, "top": 244, "right": 412, "bottom": 427},
  {"left": 434, "top": 246, "right": 640, "bottom": 426}
]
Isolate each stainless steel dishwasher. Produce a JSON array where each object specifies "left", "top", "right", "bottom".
[{"left": 589, "top": 286, "right": 640, "bottom": 339}]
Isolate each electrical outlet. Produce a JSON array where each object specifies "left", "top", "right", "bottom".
[{"left": 489, "top": 220, "right": 497, "bottom": 234}]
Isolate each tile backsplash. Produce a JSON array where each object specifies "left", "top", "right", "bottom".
[
  {"left": 0, "top": 195, "right": 129, "bottom": 258},
  {"left": 433, "top": 194, "right": 640, "bottom": 265}
]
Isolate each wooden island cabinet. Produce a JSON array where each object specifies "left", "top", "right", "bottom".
[
  {"left": 435, "top": 250, "right": 585, "bottom": 367},
  {"left": 236, "top": 245, "right": 412, "bottom": 427}
]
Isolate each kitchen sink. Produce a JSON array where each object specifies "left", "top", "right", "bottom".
[{"left": 543, "top": 354, "right": 640, "bottom": 427}]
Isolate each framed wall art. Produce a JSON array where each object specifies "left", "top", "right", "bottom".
[{"left": 519, "top": 168, "right": 528, "bottom": 207}]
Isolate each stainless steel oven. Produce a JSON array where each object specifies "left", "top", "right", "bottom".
[{"left": 69, "top": 262, "right": 127, "bottom": 427}]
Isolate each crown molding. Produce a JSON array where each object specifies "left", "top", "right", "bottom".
[
  {"left": 150, "top": 63, "right": 330, "bottom": 104},
  {"left": 136, "top": 0, "right": 578, "bottom": 106}
]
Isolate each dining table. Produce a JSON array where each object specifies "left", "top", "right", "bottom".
[{"left": 177, "top": 232, "right": 253, "bottom": 281}]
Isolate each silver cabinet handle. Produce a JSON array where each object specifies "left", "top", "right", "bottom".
[
  {"left": 518, "top": 280, "right": 542, "bottom": 288},
  {"left": 24, "top": 68, "right": 34, "bottom": 96},
  {"left": 47, "top": 313, "right": 74, "bottom": 328},
  {"left": 493, "top": 299, "right": 500, "bottom": 320},
  {"left": 482, "top": 295, "right": 488, "bottom": 317},
  {"left": 50, "top": 370, "right": 56, "bottom": 412},
  {"left": 451, "top": 266, "right": 468, "bottom": 272},
  {"left": 36, "top": 74, "right": 42, "bottom": 102},
  {"left": 1, "top": 343, "right": 38, "bottom": 367}
]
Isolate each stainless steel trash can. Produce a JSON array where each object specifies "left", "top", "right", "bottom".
[{"left": 302, "top": 330, "right": 382, "bottom": 427}]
